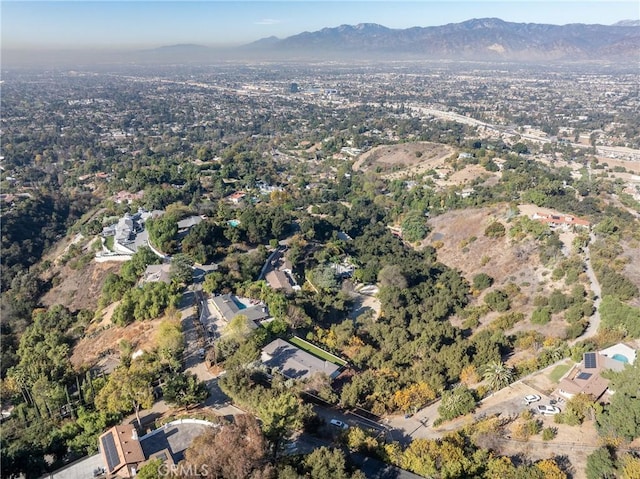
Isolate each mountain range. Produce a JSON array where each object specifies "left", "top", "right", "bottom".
[
  {"left": 238, "top": 18, "right": 640, "bottom": 62},
  {"left": 7, "top": 17, "right": 638, "bottom": 66}
]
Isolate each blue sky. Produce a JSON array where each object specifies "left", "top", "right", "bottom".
[{"left": 2, "top": 1, "right": 639, "bottom": 50}]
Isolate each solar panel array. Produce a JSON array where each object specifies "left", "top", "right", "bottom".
[
  {"left": 101, "top": 432, "right": 120, "bottom": 473},
  {"left": 577, "top": 372, "right": 592, "bottom": 380},
  {"left": 584, "top": 352, "right": 597, "bottom": 369}
]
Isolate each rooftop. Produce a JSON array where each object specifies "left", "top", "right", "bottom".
[
  {"left": 141, "top": 264, "right": 172, "bottom": 284},
  {"left": 558, "top": 344, "right": 637, "bottom": 399},
  {"left": 51, "top": 421, "right": 214, "bottom": 479},
  {"left": 261, "top": 338, "right": 341, "bottom": 381},
  {"left": 99, "top": 424, "right": 145, "bottom": 477},
  {"left": 265, "top": 269, "right": 295, "bottom": 294},
  {"left": 210, "top": 294, "right": 270, "bottom": 326},
  {"left": 177, "top": 215, "right": 205, "bottom": 230}
]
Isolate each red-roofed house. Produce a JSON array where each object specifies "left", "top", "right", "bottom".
[{"left": 532, "top": 212, "right": 590, "bottom": 228}]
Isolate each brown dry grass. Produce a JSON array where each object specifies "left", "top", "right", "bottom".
[
  {"left": 596, "top": 156, "right": 640, "bottom": 175},
  {"left": 423, "top": 204, "right": 584, "bottom": 337},
  {"left": 353, "top": 141, "right": 455, "bottom": 178},
  {"left": 70, "top": 311, "right": 165, "bottom": 370},
  {"left": 620, "top": 239, "right": 640, "bottom": 298},
  {"left": 437, "top": 164, "right": 493, "bottom": 187},
  {"left": 41, "top": 260, "right": 122, "bottom": 312},
  {"left": 424, "top": 204, "right": 545, "bottom": 289}
]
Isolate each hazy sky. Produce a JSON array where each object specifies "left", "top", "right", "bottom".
[{"left": 2, "top": 1, "right": 639, "bottom": 50}]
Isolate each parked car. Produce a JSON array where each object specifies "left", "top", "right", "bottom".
[
  {"left": 536, "top": 404, "right": 561, "bottom": 415},
  {"left": 330, "top": 419, "right": 349, "bottom": 429},
  {"left": 523, "top": 394, "right": 542, "bottom": 405},
  {"left": 198, "top": 348, "right": 206, "bottom": 359}
]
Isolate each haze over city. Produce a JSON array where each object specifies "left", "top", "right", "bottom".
[
  {"left": 2, "top": 0, "right": 639, "bottom": 51},
  {"left": 3, "top": 0, "right": 640, "bottom": 477}
]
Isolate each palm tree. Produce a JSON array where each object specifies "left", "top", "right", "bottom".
[{"left": 483, "top": 361, "right": 514, "bottom": 392}]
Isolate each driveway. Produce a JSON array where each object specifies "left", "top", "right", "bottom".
[{"left": 574, "top": 232, "right": 602, "bottom": 343}]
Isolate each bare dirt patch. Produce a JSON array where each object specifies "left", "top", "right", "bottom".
[
  {"left": 41, "top": 260, "right": 122, "bottom": 312},
  {"left": 70, "top": 314, "right": 164, "bottom": 370},
  {"left": 353, "top": 142, "right": 455, "bottom": 178},
  {"left": 596, "top": 156, "right": 640, "bottom": 175},
  {"left": 424, "top": 205, "right": 583, "bottom": 337},
  {"left": 424, "top": 205, "right": 545, "bottom": 290},
  {"left": 620, "top": 239, "right": 640, "bottom": 294},
  {"left": 435, "top": 164, "right": 494, "bottom": 188},
  {"left": 497, "top": 421, "right": 600, "bottom": 479}
]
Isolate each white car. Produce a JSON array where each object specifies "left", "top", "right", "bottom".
[
  {"left": 523, "top": 394, "right": 541, "bottom": 405},
  {"left": 536, "top": 404, "right": 561, "bottom": 415},
  {"left": 330, "top": 419, "right": 349, "bottom": 429}
]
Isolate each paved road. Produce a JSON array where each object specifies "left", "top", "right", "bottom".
[
  {"left": 309, "top": 381, "right": 550, "bottom": 446},
  {"left": 383, "top": 380, "right": 560, "bottom": 444},
  {"left": 311, "top": 404, "right": 388, "bottom": 437}
]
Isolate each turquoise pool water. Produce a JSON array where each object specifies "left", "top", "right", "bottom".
[
  {"left": 611, "top": 353, "right": 629, "bottom": 363},
  {"left": 228, "top": 219, "right": 240, "bottom": 227},
  {"left": 232, "top": 297, "right": 246, "bottom": 310}
]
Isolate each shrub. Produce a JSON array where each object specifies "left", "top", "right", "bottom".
[
  {"left": 513, "top": 419, "right": 542, "bottom": 440},
  {"left": 484, "top": 290, "right": 510, "bottom": 312},
  {"left": 533, "top": 295, "right": 549, "bottom": 307},
  {"left": 490, "top": 312, "right": 524, "bottom": 331},
  {"left": 472, "top": 273, "right": 494, "bottom": 291},
  {"left": 600, "top": 296, "right": 640, "bottom": 337},
  {"left": 542, "top": 427, "right": 557, "bottom": 441},
  {"left": 462, "top": 316, "right": 480, "bottom": 330},
  {"left": 564, "top": 304, "right": 584, "bottom": 323},
  {"left": 548, "top": 290, "right": 570, "bottom": 313},
  {"left": 531, "top": 307, "right": 551, "bottom": 325},
  {"left": 485, "top": 222, "right": 506, "bottom": 238},
  {"left": 598, "top": 267, "right": 639, "bottom": 301},
  {"left": 564, "top": 321, "right": 587, "bottom": 340}
]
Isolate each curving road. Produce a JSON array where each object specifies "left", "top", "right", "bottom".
[{"left": 572, "top": 232, "right": 602, "bottom": 344}]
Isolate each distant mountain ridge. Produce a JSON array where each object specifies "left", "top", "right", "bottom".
[{"left": 241, "top": 17, "right": 640, "bottom": 61}]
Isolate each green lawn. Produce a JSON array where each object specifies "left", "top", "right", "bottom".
[
  {"left": 288, "top": 336, "right": 347, "bottom": 366},
  {"left": 549, "top": 363, "right": 572, "bottom": 383},
  {"left": 104, "top": 235, "right": 114, "bottom": 251}
]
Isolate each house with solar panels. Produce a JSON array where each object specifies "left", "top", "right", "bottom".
[
  {"left": 98, "top": 424, "right": 145, "bottom": 478},
  {"left": 557, "top": 344, "right": 637, "bottom": 400},
  {"left": 91, "top": 420, "right": 215, "bottom": 479}
]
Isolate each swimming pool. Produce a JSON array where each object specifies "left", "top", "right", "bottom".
[
  {"left": 611, "top": 353, "right": 629, "bottom": 363},
  {"left": 228, "top": 219, "right": 241, "bottom": 228},
  {"left": 232, "top": 297, "right": 246, "bottom": 310}
]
